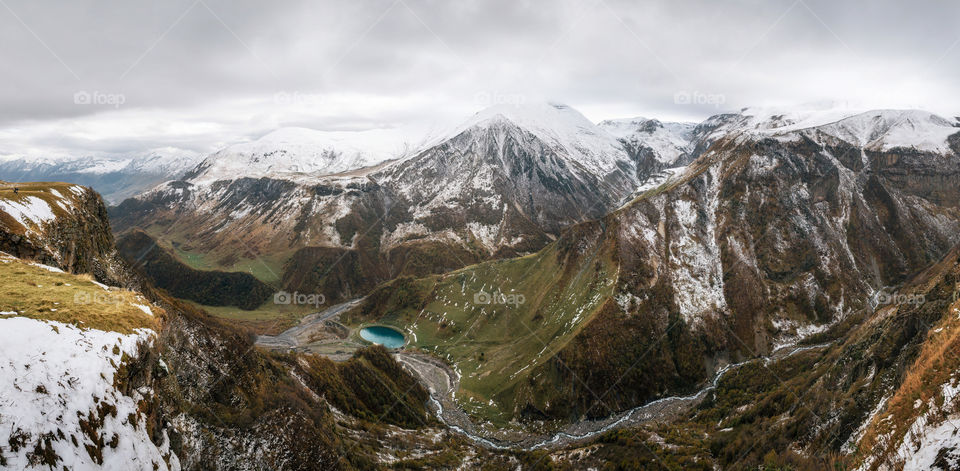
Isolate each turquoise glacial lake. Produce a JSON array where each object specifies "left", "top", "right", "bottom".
[{"left": 359, "top": 326, "right": 405, "bottom": 349}]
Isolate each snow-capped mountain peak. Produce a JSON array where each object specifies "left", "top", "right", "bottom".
[
  {"left": 450, "top": 102, "right": 630, "bottom": 175},
  {"left": 187, "top": 127, "right": 413, "bottom": 184},
  {"left": 816, "top": 109, "right": 959, "bottom": 153}
]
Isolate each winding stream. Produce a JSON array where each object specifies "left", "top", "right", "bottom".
[{"left": 398, "top": 340, "right": 835, "bottom": 451}]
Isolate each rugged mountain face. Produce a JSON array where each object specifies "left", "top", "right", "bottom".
[
  {"left": 0, "top": 151, "right": 201, "bottom": 204},
  {"left": 375, "top": 103, "right": 640, "bottom": 247},
  {"left": 347, "top": 108, "right": 960, "bottom": 426},
  {"left": 111, "top": 103, "right": 645, "bottom": 306},
  {"left": 540, "top": 241, "right": 960, "bottom": 470},
  {"left": 0, "top": 181, "right": 130, "bottom": 281},
  {"left": 0, "top": 183, "right": 508, "bottom": 470},
  {"left": 599, "top": 117, "right": 697, "bottom": 179}
]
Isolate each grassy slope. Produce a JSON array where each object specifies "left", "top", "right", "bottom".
[
  {"left": 0, "top": 254, "right": 158, "bottom": 333},
  {"left": 115, "top": 229, "right": 275, "bottom": 311},
  {"left": 168, "top": 238, "right": 286, "bottom": 285},
  {"left": 188, "top": 301, "right": 312, "bottom": 335},
  {"left": 136, "top": 222, "right": 289, "bottom": 285},
  {"left": 345, "top": 221, "right": 620, "bottom": 422}
]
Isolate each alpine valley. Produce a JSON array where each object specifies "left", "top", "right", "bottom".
[{"left": 3, "top": 102, "right": 960, "bottom": 470}]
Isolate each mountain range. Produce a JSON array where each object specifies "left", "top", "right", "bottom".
[{"left": 2, "top": 101, "right": 960, "bottom": 470}]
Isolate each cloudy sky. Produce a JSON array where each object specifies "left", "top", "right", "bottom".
[{"left": 1, "top": 0, "right": 958, "bottom": 160}]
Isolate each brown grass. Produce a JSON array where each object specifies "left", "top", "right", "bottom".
[
  {"left": 0, "top": 182, "right": 86, "bottom": 235},
  {"left": 0, "top": 255, "right": 159, "bottom": 333},
  {"left": 857, "top": 294, "right": 960, "bottom": 466}
]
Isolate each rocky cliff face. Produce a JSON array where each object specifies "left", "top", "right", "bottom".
[
  {"left": 534, "top": 111, "right": 960, "bottom": 419},
  {"left": 0, "top": 182, "right": 132, "bottom": 284},
  {"left": 0, "top": 184, "right": 482, "bottom": 470},
  {"left": 542, "top": 241, "right": 960, "bottom": 470}
]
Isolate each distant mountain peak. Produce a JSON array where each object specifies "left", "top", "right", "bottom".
[
  {"left": 187, "top": 127, "right": 411, "bottom": 184},
  {"left": 446, "top": 102, "right": 629, "bottom": 176},
  {"left": 723, "top": 106, "right": 960, "bottom": 153}
]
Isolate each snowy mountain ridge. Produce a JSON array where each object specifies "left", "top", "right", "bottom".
[
  {"left": 719, "top": 105, "right": 960, "bottom": 153},
  {"left": 599, "top": 117, "right": 697, "bottom": 166},
  {"left": 447, "top": 102, "right": 632, "bottom": 175},
  {"left": 186, "top": 127, "right": 415, "bottom": 184},
  {"left": 0, "top": 151, "right": 203, "bottom": 203}
]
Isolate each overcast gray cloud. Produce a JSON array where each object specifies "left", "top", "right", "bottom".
[{"left": 1, "top": 0, "right": 958, "bottom": 159}]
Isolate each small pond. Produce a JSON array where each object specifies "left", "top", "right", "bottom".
[{"left": 359, "top": 326, "right": 405, "bottom": 349}]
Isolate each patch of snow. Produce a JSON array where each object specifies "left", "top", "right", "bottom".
[
  {"left": 0, "top": 196, "right": 57, "bottom": 229},
  {"left": 0, "top": 317, "right": 177, "bottom": 470},
  {"left": 91, "top": 280, "right": 111, "bottom": 291},
  {"left": 133, "top": 303, "right": 154, "bottom": 316}
]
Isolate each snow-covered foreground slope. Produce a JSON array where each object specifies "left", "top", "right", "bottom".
[
  {"left": 0, "top": 247, "right": 175, "bottom": 470},
  {"left": 0, "top": 317, "right": 177, "bottom": 470}
]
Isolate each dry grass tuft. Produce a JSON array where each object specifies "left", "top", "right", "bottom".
[{"left": 0, "top": 255, "right": 159, "bottom": 333}]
